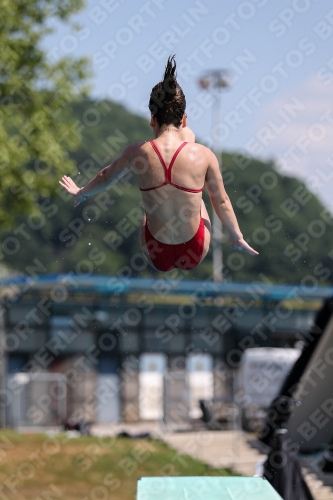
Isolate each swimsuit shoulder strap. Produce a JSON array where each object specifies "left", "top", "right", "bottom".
[
  {"left": 150, "top": 140, "right": 188, "bottom": 183},
  {"left": 169, "top": 142, "right": 188, "bottom": 170},
  {"left": 142, "top": 140, "right": 203, "bottom": 193},
  {"left": 150, "top": 140, "right": 168, "bottom": 173}
]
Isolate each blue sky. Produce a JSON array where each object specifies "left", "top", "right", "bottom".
[{"left": 45, "top": 0, "right": 333, "bottom": 208}]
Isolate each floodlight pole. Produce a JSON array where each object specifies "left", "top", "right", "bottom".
[{"left": 198, "top": 70, "right": 230, "bottom": 282}]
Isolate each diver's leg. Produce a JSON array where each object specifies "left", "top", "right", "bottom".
[
  {"left": 140, "top": 213, "right": 158, "bottom": 270},
  {"left": 199, "top": 199, "right": 211, "bottom": 264}
]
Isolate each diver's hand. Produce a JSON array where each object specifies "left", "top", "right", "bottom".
[
  {"left": 231, "top": 238, "right": 259, "bottom": 256},
  {"left": 59, "top": 175, "right": 85, "bottom": 206}
]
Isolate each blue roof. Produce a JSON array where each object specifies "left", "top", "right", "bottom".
[{"left": 1, "top": 274, "right": 333, "bottom": 301}]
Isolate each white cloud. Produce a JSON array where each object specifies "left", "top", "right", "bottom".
[{"left": 249, "top": 75, "right": 333, "bottom": 209}]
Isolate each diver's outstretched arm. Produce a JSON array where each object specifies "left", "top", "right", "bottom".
[
  {"left": 205, "top": 149, "right": 259, "bottom": 256},
  {"left": 59, "top": 144, "right": 136, "bottom": 206}
]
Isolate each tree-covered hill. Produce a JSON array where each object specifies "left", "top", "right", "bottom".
[{"left": 1, "top": 98, "right": 333, "bottom": 285}]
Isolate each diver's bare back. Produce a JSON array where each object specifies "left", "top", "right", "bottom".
[{"left": 133, "top": 139, "right": 209, "bottom": 245}]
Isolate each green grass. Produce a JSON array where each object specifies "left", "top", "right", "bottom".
[{"left": 0, "top": 430, "right": 236, "bottom": 499}]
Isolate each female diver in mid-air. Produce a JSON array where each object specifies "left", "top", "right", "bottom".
[{"left": 59, "top": 56, "right": 258, "bottom": 271}]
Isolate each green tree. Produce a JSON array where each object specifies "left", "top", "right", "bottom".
[{"left": 0, "top": 0, "right": 90, "bottom": 228}]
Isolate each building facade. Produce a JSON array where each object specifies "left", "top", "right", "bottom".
[{"left": 0, "top": 274, "right": 331, "bottom": 428}]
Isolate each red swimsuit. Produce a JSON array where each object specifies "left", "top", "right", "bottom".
[{"left": 140, "top": 140, "right": 205, "bottom": 272}]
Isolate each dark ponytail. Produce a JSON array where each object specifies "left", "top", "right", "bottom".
[
  {"left": 148, "top": 55, "right": 186, "bottom": 127},
  {"left": 162, "top": 55, "right": 177, "bottom": 99}
]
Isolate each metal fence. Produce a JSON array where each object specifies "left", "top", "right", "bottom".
[
  {"left": 7, "top": 373, "right": 67, "bottom": 429},
  {"left": 5, "top": 368, "right": 235, "bottom": 429},
  {"left": 163, "top": 371, "right": 190, "bottom": 432}
]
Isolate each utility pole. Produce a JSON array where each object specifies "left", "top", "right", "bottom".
[{"left": 198, "top": 70, "right": 231, "bottom": 282}]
